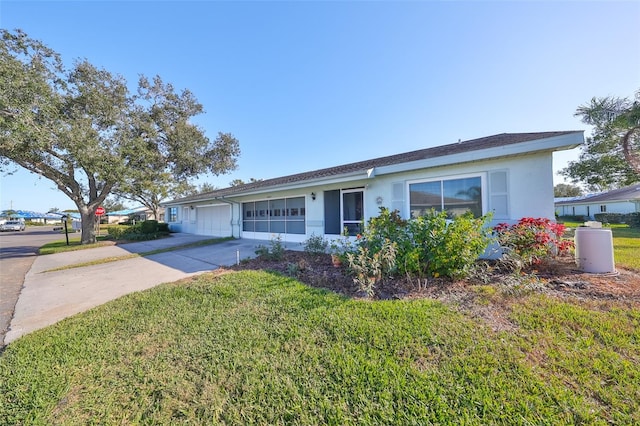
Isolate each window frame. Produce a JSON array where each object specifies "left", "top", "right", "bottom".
[
  {"left": 168, "top": 207, "right": 178, "bottom": 223},
  {"left": 341, "top": 188, "right": 365, "bottom": 236},
  {"left": 407, "top": 173, "right": 486, "bottom": 218}
]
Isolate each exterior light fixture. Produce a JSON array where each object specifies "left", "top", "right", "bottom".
[{"left": 311, "top": 192, "right": 316, "bottom": 201}]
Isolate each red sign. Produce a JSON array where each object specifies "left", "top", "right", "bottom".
[{"left": 95, "top": 207, "right": 106, "bottom": 216}]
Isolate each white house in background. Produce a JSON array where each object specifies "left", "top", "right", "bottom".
[
  {"left": 104, "top": 206, "right": 166, "bottom": 224},
  {"left": 163, "top": 131, "right": 584, "bottom": 243},
  {"left": 555, "top": 183, "right": 640, "bottom": 219}
]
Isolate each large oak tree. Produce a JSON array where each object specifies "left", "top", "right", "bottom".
[
  {"left": 561, "top": 89, "right": 640, "bottom": 191},
  {"left": 1, "top": 30, "right": 240, "bottom": 243}
]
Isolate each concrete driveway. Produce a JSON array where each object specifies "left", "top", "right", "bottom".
[{"left": 4, "top": 235, "right": 301, "bottom": 345}]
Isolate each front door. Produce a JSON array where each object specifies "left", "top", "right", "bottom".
[{"left": 342, "top": 189, "right": 364, "bottom": 236}]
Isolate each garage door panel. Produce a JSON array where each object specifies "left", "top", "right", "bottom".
[{"left": 196, "top": 206, "right": 231, "bottom": 237}]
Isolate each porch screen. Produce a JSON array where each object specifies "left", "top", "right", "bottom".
[{"left": 242, "top": 197, "right": 306, "bottom": 234}]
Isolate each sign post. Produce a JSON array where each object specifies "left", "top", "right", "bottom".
[{"left": 95, "top": 206, "right": 105, "bottom": 237}]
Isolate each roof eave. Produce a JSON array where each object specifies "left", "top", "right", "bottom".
[{"left": 374, "top": 131, "right": 584, "bottom": 177}]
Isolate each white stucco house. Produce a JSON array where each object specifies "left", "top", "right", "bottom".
[
  {"left": 104, "top": 206, "right": 165, "bottom": 224},
  {"left": 164, "top": 131, "right": 584, "bottom": 243},
  {"left": 555, "top": 183, "right": 640, "bottom": 219}
]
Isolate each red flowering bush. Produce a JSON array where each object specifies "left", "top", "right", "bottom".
[{"left": 493, "top": 217, "right": 574, "bottom": 269}]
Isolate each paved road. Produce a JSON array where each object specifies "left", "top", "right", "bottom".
[{"left": 0, "top": 226, "right": 67, "bottom": 345}]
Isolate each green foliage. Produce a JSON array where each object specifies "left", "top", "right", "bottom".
[
  {"left": 303, "top": 233, "right": 329, "bottom": 255},
  {"left": 0, "top": 29, "right": 240, "bottom": 244},
  {"left": 345, "top": 239, "right": 397, "bottom": 297},
  {"left": 140, "top": 219, "right": 158, "bottom": 234},
  {"left": 628, "top": 212, "right": 640, "bottom": 228},
  {"left": 594, "top": 212, "right": 640, "bottom": 226},
  {"left": 338, "top": 208, "right": 494, "bottom": 289},
  {"left": 255, "top": 234, "right": 285, "bottom": 261},
  {"left": 554, "top": 183, "right": 583, "bottom": 197},
  {"left": 561, "top": 89, "right": 640, "bottom": 190},
  {"left": 106, "top": 226, "right": 127, "bottom": 240},
  {"left": 107, "top": 221, "right": 169, "bottom": 241},
  {"left": 399, "top": 210, "right": 494, "bottom": 279}
]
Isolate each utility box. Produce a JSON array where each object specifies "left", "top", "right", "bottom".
[{"left": 574, "top": 225, "right": 616, "bottom": 274}]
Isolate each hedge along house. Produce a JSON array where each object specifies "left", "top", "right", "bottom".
[{"left": 164, "top": 131, "right": 584, "bottom": 243}]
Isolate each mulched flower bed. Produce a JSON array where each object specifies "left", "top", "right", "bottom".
[{"left": 229, "top": 251, "right": 640, "bottom": 304}]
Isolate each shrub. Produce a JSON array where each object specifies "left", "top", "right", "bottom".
[
  {"left": 255, "top": 235, "right": 285, "bottom": 261},
  {"left": 140, "top": 220, "right": 159, "bottom": 234},
  {"left": 345, "top": 238, "right": 397, "bottom": 297},
  {"left": 594, "top": 213, "right": 626, "bottom": 224},
  {"left": 107, "top": 221, "right": 170, "bottom": 241},
  {"left": 342, "top": 208, "right": 495, "bottom": 289},
  {"left": 402, "top": 210, "right": 494, "bottom": 280},
  {"left": 107, "top": 226, "right": 128, "bottom": 240},
  {"left": 359, "top": 208, "right": 407, "bottom": 254},
  {"left": 303, "top": 233, "right": 328, "bottom": 255},
  {"left": 627, "top": 212, "right": 640, "bottom": 228},
  {"left": 493, "top": 217, "right": 573, "bottom": 271}
]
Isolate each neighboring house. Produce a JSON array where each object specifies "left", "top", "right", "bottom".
[
  {"left": 105, "top": 206, "right": 165, "bottom": 224},
  {"left": 0, "top": 210, "right": 65, "bottom": 224},
  {"left": 164, "top": 131, "right": 584, "bottom": 243},
  {"left": 555, "top": 184, "right": 640, "bottom": 219}
]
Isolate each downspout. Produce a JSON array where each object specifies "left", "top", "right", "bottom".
[{"left": 216, "top": 196, "right": 242, "bottom": 239}]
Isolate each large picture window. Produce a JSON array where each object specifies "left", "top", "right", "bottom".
[
  {"left": 243, "top": 196, "right": 306, "bottom": 234},
  {"left": 409, "top": 176, "right": 482, "bottom": 218}
]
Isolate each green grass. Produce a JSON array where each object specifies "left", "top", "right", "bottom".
[
  {"left": 39, "top": 235, "right": 232, "bottom": 256},
  {"left": 560, "top": 222, "right": 640, "bottom": 270},
  {"left": 38, "top": 236, "right": 114, "bottom": 255},
  {"left": 2, "top": 270, "right": 639, "bottom": 424}
]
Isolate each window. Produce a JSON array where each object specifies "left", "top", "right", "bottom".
[
  {"left": 243, "top": 196, "right": 306, "bottom": 234},
  {"left": 168, "top": 207, "right": 178, "bottom": 222},
  {"left": 409, "top": 176, "right": 482, "bottom": 218},
  {"left": 600, "top": 205, "right": 607, "bottom": 213}
]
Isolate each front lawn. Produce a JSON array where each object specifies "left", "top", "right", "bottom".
[{"left": 2, "top": 270, "right": 638, "bottom": 424}]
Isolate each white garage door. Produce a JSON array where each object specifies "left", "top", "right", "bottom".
[{"left": 196, "top": 205, "right": 232, "bottom": 237}]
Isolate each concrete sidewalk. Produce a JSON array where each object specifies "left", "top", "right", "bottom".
[{"left": 4, "top": 235, "right": 302, "bottom": 345}]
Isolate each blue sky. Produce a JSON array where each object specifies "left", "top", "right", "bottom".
[{"left": 1, "top": 1, "right": 639, "bottom": 213}]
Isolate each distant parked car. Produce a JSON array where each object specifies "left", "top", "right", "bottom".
[{"left": 0, "top": 220, "right": 26, "bottom": 232}]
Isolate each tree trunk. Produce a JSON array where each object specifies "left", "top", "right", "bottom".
[
  {"left": 622, "top": 126, "right": 640, "bottom": 176},
  {"left": 79, "top": 206, "right": 97, "bottom": 244}
]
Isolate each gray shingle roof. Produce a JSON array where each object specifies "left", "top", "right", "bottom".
[
  {"left": 168, "top": 131, "right": 581, "bottom": 204},
  {"left": 555, "top": 184, "right": 640, "bottom": 205}
]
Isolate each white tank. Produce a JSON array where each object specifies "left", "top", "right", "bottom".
[{"left": 574, "top": 227, "right": 616, "bottom": 274}]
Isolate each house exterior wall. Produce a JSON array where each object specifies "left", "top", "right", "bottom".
[
  {"left": 167, "top": 202, "right": 235, "bottom": 236},
  {"left": 556, "top": 200, "right": 639, "bottom": 219},
  {"left": 166, "top": 151, "right": 557, "bottom": 242},
  {"left": 367, "top": 151, "right": 554, "bottom": 225}
]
